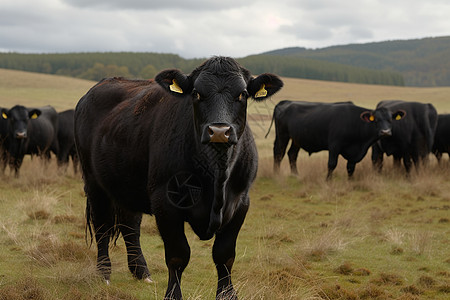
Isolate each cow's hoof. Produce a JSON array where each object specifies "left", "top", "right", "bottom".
[{"left": 144, "top": 277, "right": 154, "bottom": 284}]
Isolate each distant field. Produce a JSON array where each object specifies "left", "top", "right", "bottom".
[{"left": 1, "top": 68, "right": 449, "bottom": 299}]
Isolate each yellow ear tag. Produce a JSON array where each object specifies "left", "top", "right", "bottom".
[
  {"left": 169, "top": 79, "right": 183, "bottom": 94},
  {"left": 255, "top": 84, "right": 268, "bottom": 98},
  {"left": 395, "top": 114, "right": 402, "bottom": 120},
  {"left": 31, "top": 113, "right": 38, "bottom": 119},
  {"left": 369, "top": 115, "right": 375, "bottom": 122},
  {"left": 2, "top": 112, "right": 7, "bottom": 119}
]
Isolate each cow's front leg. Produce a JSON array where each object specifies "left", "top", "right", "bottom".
[
  {"left": 213, "top": 200, "right": 248, "bottom": 300},
  {"left": 156, "top": 214, "right": 190, "bottom": 300}
]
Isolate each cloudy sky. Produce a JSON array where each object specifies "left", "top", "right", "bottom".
[{"left": 1, "top": 0, "right": 449, "bottom": 59}]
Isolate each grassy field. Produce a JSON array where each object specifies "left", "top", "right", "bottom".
[{"left": 0, "top": 68, "right": 449, "bottom": 299}]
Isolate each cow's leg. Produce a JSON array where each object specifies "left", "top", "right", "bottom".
[
  {"left": 213, "top": 199, "right": 248, "bottom": 300},
  {"left": 393, "top": 155, "right": 402, "bottom": 169},
  {"left": 10, "top": 156, "right": 23, "bottom": 177},
  {"left": 71, "top": 152, "right": 79, "bottom": 174},
  {"left": 85, "top": 183, "right": 114, "bottom": 282},
  {"left": 346, "top": 161, "right": 356, "bottom": 178},
  {"left": 403, "top": 154, "right": 413, "bottom": 174},
  {"left": 327, "top": 151, "right": 339, "bottom": 180},
  {"left": 287, "top": 143, "right": 300, "bottom": 175},
  {"left": 434, "top": 151, "right": 442, "bottom": 164},
  {"left": 273, "top": 133, "right": 290, "bottom": 173},
  {"left": 371, "top": 144, "right": 384, "bottom": 172},
  {"left": 156, "top": 214, "right": 190, "bottom": 300},
  {"left": 118, "top": 210, "right": 151, "bottom": 281}
]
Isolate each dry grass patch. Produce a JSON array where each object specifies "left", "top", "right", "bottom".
[
  {"left": 0, "top": 276, "right": 50, "bottom": 300},
  {"left": 301, "top": 227, "right": 348, "bottom": 261},
  {"left": 371, "top": 272, "right": 404, "bottom": 286}
]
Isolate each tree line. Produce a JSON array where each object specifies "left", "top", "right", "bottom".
[{"left": 0, "top": 52, "right": 404, "bottom": 86}]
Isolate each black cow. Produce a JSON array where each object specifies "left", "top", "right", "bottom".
[
  {"left": 0, "top": 108, "right": 7, "bottom": 173},
  {"left": 269, "top": 100, "right": 405, "bottom": 179},
  {"left": 432, "top": 114, "right": 450, "bottom": 162},
  {"left": 1, "top": 105, "right": 59, "bottom": 176},
  {"left": 57, "top": 109, "right": 78, "bottom": 173},
  {"left": 371, "top": 100, "right": 437, "bottom": 173},
  {"left": 74, "top": 57, "right": 283, "bottom": 299}
]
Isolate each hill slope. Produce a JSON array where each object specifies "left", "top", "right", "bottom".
[{"left": 263, "top": 36, "right": 450, "bottom": 86}]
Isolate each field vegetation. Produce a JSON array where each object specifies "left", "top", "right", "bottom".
[{"left": 1, "top": 69, "right": 449, "bottom": 299}]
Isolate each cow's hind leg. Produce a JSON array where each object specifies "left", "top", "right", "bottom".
[
  {"left": 327, "top": 150, "right": 339, "bottom": 180},
  {"left": 213, "top": 199, "right": 249, "bottom": 300},
  {"left": 118, "top": 210, "right": 151, "bottom": 281},
  {"left": 156, "top": 213, "right": 190, "bottom": 300},
  {"left": 85, "top": 183, "right": 115, "bottom": 282},
  {"left": 273, "top": 132, "right": 290, "bottom": 173},
  {"left": 287, "top": 143, "right": 300, "bottom": 175}
]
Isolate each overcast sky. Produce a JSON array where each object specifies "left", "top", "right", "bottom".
[{"left": 1, "top": 0, "right": 449, "bottom": 59}]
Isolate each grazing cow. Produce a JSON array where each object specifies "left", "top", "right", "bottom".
[
  {"left": 57, "top": 109, "right": 78, "bottom": 173},
  {"left": 268, "top": 100, "right": 405, "bottom": 179},
  {"left": 371, "top": 100, "right": 437, "bottom": 173},
  {"left": 432, "top": 114, "right": 450, "bottom": 162},
  {"left": 1, "top": 105, "right": 59, "bottom": 176},
  {"left": 74, "top": 56, "right": 283, "bottom": 299}
]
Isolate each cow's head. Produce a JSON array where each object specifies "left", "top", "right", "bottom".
[
  {"left": 155, "top": 56, "right": 283, "bottom": 145},
  {"left": 360, "top": 107, "right": 406, "bottom": 137},
  {"left": 1, "top": 105, "right": 41, "bottom": 139}
]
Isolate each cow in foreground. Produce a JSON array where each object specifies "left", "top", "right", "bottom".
[
  {"left": 57, "top": 109, "right": 78, "bottom": 173},
  {"left": 74, "top": 56, "right": 283, "bottom": 299},
  {"left": 371, "top": 100, "right": 437, "bottom": 173},
  {"left": 1, "top": 105, "right": 58, "bottom": 176},
  {"left": 432, "top": 114, "right": 450, "bottom": 163},
  {"left": 268, "top": 100, "right": 405, "bottom": 179}
]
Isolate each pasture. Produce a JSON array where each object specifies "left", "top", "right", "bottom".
[{"left": 0, "top": 68, "right": 449, "bottom": 299}]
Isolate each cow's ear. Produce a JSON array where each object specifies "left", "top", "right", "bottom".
[
  {"left": 28, "top": 109, "right": 41, "bottom": 120},
  {"left": 155, "top": 69, "right": 192, "bottom": 96},
  {"left": 393, "top": 110, "right": 406, "bottom": 121},
  {"left": 1, "top": 108, "right": 8, "bottom": 119},
  {"left": 247, "top": 73, "right": 283, "bottom": 101},
  {"left": 360, "top": 111, "right": 375, "bottom": 122}
]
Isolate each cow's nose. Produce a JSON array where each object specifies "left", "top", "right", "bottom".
[
  {"left": 379, "top": 129, "right": 392, "bottom": 137},
  {"left": 15, "top": 131, "right": 27, "bottom": 139},
  {"left": 208, "top": 125, "right": 231, "bottom": 143}
]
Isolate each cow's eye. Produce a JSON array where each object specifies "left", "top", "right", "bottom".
[
  {"left": 238, "top": 91, "right": 248, "bottom": 101},
  {"left": 192, "top": 90, "right": 201, "bottom": 101}
]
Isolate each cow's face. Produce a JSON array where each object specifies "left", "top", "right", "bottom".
[
  {"left": 156, "top": 57, "right": 283, "bottom": 145},
  {"left": 360, "top": 107, "right": 406, "bottom": 137},
  {"left": 1, "top": 106, "right": 41, "bottom": 139}
]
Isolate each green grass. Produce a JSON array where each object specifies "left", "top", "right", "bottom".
[{"left": 1, "top": 68, "right": 450, "bottom": 299}]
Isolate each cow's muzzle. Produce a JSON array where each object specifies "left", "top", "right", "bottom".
[
  {"left": 15, "top": 130, "right": 27, "bottom": 139},
  {"left": 201, "top": 124, "right": 237, "bottom": 144},
  {"left": 379, "top": 129, "right": 392, "bottom": 137}
]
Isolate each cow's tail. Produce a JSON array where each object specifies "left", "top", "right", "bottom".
[
  {"left": 264, "top": 108, "right": 277, "bottom": 139},
  {"left": 85, "top": 194, "right": 121, "bottom": 247}
]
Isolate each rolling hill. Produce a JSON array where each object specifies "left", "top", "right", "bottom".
[{"left": 263, "top": 36, "right": 450, "bottom": 86}]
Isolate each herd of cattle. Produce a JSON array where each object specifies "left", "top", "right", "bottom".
[
  {"left": 268, "top": 99, "right": 450, "bottom": 179},
  {"left": 0, "top": 105, "right": 77, "bottom": 176},
  {"left": 1, "top": 56, "right": 449, "bottom": 300}
]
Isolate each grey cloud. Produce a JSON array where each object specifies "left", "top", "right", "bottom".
[{"left": 62, "top": 0, "right": 247, "bottom": 11}]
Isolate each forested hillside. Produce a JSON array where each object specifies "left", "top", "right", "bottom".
[
  {"left": 0, "top": 51, "right": 404, "bottom": 86},
  {"left": 263, "top": 36, "right": 450, "bottom": 86}
]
